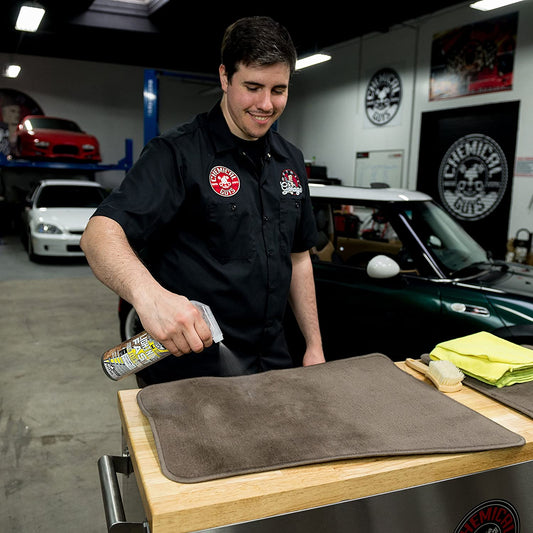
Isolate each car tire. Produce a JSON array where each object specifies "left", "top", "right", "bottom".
[{"left": 121, "top": 306, "right": 143, "bottom": 341}]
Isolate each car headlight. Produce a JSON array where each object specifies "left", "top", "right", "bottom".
[
  {"left": 34, "top": 140, "right": 50, "bottom": 148},
  {"left": 82, "top": 144, "right": 96, "bottom": 151},
  {"left": 36, "top": 223, "right": 62, "bottom": 234}
]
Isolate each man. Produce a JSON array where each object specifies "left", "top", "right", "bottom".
[{"left": 81, "top": 16, "right": 325, "bottom": 385}]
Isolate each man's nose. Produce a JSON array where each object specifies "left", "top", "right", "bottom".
[{"left": 256, "top": 91, "right": 274, "bottom": 112}]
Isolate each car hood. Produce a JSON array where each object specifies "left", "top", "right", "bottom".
[
  {"left": 29, "top": 129, "right": 98, "bottom": 143},
  {"left": 482, "top": 263, "right": 533, "bottom": 298},
  {"left": 33, "top": 208, "right": 96, "bottom": 231}
]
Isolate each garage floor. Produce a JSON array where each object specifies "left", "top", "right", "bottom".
[{"left": 0, "top": 232, "right": 138, "bottom": 532}]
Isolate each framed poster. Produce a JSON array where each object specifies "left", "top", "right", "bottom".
[{"left": 430, "top": 12, "right": 517, "bottom": 101}]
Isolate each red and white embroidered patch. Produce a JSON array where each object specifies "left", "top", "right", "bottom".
[
  {"left": 280, "top": 168, "right": 303, "bottom": 196},
  {"left": 209, "top": 166, "right": 240, "bottom": 197}
]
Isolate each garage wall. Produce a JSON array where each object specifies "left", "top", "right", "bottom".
[
  {"left": 0, "top": 55, "right": 219, "bottom": 189},
  {"left": 281, "top": 1, "right": 533, "bottom": 239},
  {"left": 1, "top": 2, "right": 532, "bottom": 236}
]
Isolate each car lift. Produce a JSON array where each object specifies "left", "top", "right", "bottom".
[{"left": 143, "top": 68, "right": 219, "bottom": 145}]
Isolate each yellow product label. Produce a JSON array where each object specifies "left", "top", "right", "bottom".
[{"left": 106, "top": 356, "right": 124, "bottom": 365}]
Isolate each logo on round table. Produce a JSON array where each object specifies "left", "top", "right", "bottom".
[
  {"left": 209, "top": 166, "right": 240, "bottom": 197},
  {"left": 280, "top": 169, "right": 302, "bottom": 196},
  {"left": 454, "top": 499, "right": 519, "bottom": 533},
  {"left": 438, "top": 133, "right": 508, "bottom": 221},
  {"left": 365, "top": 68, "right": 402, "bottom": 126}
]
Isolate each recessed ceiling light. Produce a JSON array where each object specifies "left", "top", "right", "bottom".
[
  {"left": 470, "top": 0, "right": 524, "bottom": 11},
  {"left": 295, "top": 54, "right": 332, "bottom": 70},
  {"left": 15, "top": 2, "right": 45, "bottom": 32},
  {"left": 2, "top": 64, "right": 21, "bottom": 78}
]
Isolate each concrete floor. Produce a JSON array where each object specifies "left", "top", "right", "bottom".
[{"left": 0, "top": 232, "right": 138, "bottom": 532}]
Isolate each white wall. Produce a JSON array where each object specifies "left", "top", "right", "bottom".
[{"left": 282, "top": 2, "right": 533, "bottom": 238}]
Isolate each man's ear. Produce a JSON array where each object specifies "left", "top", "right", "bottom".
[{"left": 219, "top": 64, "right": 228, "bottom": 92}]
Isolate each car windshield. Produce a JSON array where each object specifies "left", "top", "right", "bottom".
[
  {"left": 36, "top": 185, "right": 106, "bottom": 208},
  {"left": 398, "top": 201, "right": 489, "bottom": 276},
  {"left": 24, "top": 117, "right": 82, "bottom": 132},
  {"left": 311, "top": 195, "right": 490, "bottom": 278}
]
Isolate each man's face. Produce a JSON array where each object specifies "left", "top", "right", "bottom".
[{"left": 219, "top": 62, "right": 290, "bottom": 141}]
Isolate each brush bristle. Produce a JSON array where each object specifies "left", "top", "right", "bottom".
[{"left": 428, "top": 360, "right": 464, "bottom": 384}]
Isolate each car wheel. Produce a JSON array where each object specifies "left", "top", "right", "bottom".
[{"left": 121, "top": 306, "right": 143, "bottom": 341}]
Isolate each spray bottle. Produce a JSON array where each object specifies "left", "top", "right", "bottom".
[{"left": 101, "top": 301, "right": 223, "bottom": 380}]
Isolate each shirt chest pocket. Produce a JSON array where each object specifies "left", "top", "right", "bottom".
[
  {"left": 279, "top": 197, "right": 302, "bottom": 253},
  {"left": 207, "top": 202, "right": 257, "bottom": 263}
]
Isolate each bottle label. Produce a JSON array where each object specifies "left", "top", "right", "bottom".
[{"left": 102, "top": 332, "right": 169, "bottom": 380}]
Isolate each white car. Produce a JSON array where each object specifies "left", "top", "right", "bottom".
[{"left": 23, "top": 179, "right": 107, "bottom": 261}]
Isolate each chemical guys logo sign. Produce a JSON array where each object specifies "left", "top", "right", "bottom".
[
  {"left": 438, "top": 133, "right": 508, "bottom": 221},
  {"left": 209, "top": 166, "right": 240, "bottom": 197},
  {"left": 365, "top": 68, "right": 402, "bottom": 126},
  {"left": 454, "top": 499, "right": 519, "bottom": 533},
  {"left": 280, "top": 169, "right": 302, "bottom": 196}
]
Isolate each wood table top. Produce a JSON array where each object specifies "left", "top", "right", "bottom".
[{"left": 117, "top": 361, "right": 533, "bottom": 532}]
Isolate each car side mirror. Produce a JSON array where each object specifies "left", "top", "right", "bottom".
[
  {"left": 428, "top": 235, "right": 443, "bottom": 248},
  {"left": 367, "top": 255, "right": 400, "bottom": 279}
]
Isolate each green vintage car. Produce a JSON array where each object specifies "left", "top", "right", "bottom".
[
  {"left": 119, "top": 184, "right": 533, "bottom": 364},
  {"left": 284, "top": 184, "right": 533, "bottom": 363}
]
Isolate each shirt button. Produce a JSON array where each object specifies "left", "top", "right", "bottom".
[{"left": 263, "top": 215, "right": 269, "bottom": 222}]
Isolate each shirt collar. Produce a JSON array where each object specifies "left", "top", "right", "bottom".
[{"left": 206, "top": 101, "right": 289, "bottom": 160}]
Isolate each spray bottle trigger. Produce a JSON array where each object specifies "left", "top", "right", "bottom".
[{"left": 191, "top": 301, "right": 224, "bottom": 343}]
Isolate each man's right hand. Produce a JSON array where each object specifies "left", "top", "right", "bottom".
[
  {"left": 81, "top": 216, "right": 213, "bottom": 357},
  {"left": 135, "top": 291, "right": 213, "bottom": 356}
]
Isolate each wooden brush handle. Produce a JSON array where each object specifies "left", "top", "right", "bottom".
[{"left": 405, "top": 358, "right": 429, "bottom": 376}]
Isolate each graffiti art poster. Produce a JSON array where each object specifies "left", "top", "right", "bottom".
[{"left": 429, "top": 12, "right": 517, "bottom": 101}]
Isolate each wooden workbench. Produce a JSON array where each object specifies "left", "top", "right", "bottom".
[{"left": 117, "top": 362, "right": 533, "bottom": 533}]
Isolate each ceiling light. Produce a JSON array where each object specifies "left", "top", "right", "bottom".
[
  {"left": 15, "top": 2, "right": 46, "bottom": 32},
  {"left": 470, "top": 0, "right": 524, "bottom": 10},
  {"left": 295, "top": 53, "right": 332, "bottom": 70},
  {"left": 2, "top": 64, "right": 21, "bottom": 78}
]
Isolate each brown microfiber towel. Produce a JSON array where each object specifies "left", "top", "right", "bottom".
[
  {"left": 137, "top": 353, "right": 524, "bottom": 483},
  {"left": 464, "top": 376, "right": 533, "bottom": 419}
]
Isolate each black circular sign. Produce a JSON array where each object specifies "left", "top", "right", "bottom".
[
  {"left": 454, "top": 499, "right": 519, "bottom": 533},
  {"left": 365, "top": 68, "right": 402, "bottom": 126},
  {"left": 438, "top": 133, "right": 508, "bottom": 221}
]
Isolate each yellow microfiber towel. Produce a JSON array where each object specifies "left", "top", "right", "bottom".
[{"left": 430, "top": 332, "right": 533, "bottom": 388}]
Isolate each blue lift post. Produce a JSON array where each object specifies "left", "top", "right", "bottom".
[
  {"left": 143, "top": 69, "right": 159, "bottom": 147},
  {"left": 143, "top": 68, "right": 219, "bottom": 146}
]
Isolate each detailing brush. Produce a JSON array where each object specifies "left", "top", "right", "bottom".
[{"left": 405, "top": 357, "right": 464, "bottom": 393}]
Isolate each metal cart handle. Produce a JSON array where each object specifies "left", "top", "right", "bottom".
[{"left": 97, "top": 454, "right": 149, "bottom": 532}]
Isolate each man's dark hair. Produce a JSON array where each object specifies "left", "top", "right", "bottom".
[{"left": 221, "top": 16, "right": 297, "bottom": 81}]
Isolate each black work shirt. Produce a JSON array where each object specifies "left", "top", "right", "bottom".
[{"left": 94, "top": 103, "right": 317, "bottom": 383}]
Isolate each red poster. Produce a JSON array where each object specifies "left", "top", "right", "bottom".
[{"left": 430, "top": 13, "right": 517, "bottom": 101}]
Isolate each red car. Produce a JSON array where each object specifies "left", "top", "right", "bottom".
[{"left": 15, "top": 115, "right": 101, "bottom": 162}]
